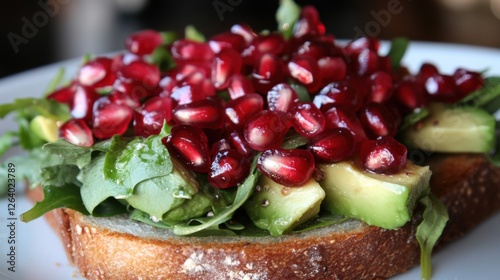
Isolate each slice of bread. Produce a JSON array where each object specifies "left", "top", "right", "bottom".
[{"left": 28, "top": 154, "right": 500, "bottom": 280}]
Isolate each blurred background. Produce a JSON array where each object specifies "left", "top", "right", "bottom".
[{"left": 1, "top": 0, "right": 500, "bottom": 78}]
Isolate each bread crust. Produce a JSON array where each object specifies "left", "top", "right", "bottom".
[{"left": 30, "top": 154, "right": 500, "bottom": 280}]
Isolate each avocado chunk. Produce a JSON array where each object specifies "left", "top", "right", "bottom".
[
  {"left": 30, "top": 115, "right": 59, "bottom": 142},
  {"left": 319, "top": 161, "right": 431, "bottom": 229},
  {"left": 244, "top": 176, "right": 325, "bottom": 236},
  {"left": 403, "top": 103, "right": 495, "bottom": 153}
]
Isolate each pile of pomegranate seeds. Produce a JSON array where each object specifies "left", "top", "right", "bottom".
[{"left": 47, "top": 5, "right": 484, "bottom": 188}]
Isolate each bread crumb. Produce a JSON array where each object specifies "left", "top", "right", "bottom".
[{"left": 75, "top": 224, "right": 82, "bottom": 235}]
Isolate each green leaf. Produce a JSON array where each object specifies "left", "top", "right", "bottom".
[
  {"left": 387, "top": 37, "right": 409, "bottom": 70},
  {"left": 148, "top": 45, "right": 176, "bottom": 72},
  {"left": 456, "top": 77, "right": 500, "bottom": 112},
  {"left": 0, "top": 131, "right": 17, "bottom": 158},
  {"left": 276, "top": 0, "right": 301, "bottom": 39},
  {"left": 103, "top": 135, "right": 172, "bottom": 186},
  {"left": 17, "top": 114, "right": 45, "bottom": 150},
  {"left": 172, "top": 160, "right": 260, "bottom": 235},
  {"left": 185, "top": 25, "right": 205, "bottom": 42},
  {"left": 416, "top": 194, "right": 449, "bottom": 280},
  {"left": 160, "top": 31, "right": 178, "bottom": 45},
  {"left": 290, "top": 83, "right": 311, "bottom": 102},
  {"left": 43, "top": 139, "right": 109, "bottom": 169},
  {"left": 92, "top": 197, "right": 127, "bottom": 217},
  {"left": 0, "top": 98, "right": 70, "bottom": 121},
  {"left": 41, "top": 164, "right": 81, "bottom": 187},
  {"left": 130, "top": 209, "right": 173, "bottom": 229},
  {"left": 20, "top": 183, "right": 89, "bottom": 222},
  {"left": 292, "top": 212, "right": 350, "bottom": 233},
  {"left": 398, "top": 107, "right": 429, "bottom": 132},
  {"left": 281, "top": 133, "right": 308, "bottom": 149},
  {"left": 80, "top": 154, "right": 133, "bottom": 214},
  {"left": 43, "top": 68, "right": 65, "bottom": 95}
]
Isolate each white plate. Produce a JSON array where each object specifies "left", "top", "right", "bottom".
[{"left": 0, "top": 42, "right": 500, "bottom": 280}]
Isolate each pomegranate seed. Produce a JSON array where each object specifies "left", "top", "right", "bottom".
[
  {"left": 125, "top": 29, "right": 163, "bottom": 56},
  {"left": 173, "top": 98, "right": 224, "bottom": 129},
  {"left": 344, "top": 37, "right": 380, "bottom": 55},
  {"left": 118, "top": 60, "right": 161, "bottom": 89},
  {"left": 358, "top": 103, "right": 398, "bottom": 138},
  {"left": 425, "top": 74, "right": 458, "bottom": 103},
  {"left": 134, "top": 95, "right": 175, "bottom": 137},
  {"left": 175, "top": 61, "right": 212, "bottom": 80},
  {"left": 291, "top": 102, "right": 326, "bottom": 138},
  {"left": 293, "top": 6, "right": 326, "bottom": 38},
  {"left": 113, "top": 78, "right": 162, "bottom": 101},
  {"left": 209, "top": 32, "right": 246, "bottom": 53},
  {"left": 369, "top": 71, "right": 394, "bottom": 103},
  {"left": 395, "top": 76, "right": 427, "bottom": 111},
  {"left": 288, "top": 55, "right": 321, "bottom": 91},
  {"left": 170, "top": 85, "right": 206, "bottom": 105},
  {"left": 59, "top": 119, "right": 94, "bottom": 147},
  {"left": 453, "top": 68, "right": 484, "bottom": 97},
  {"left": 47, "top": 84, "right": 75, "bottom": 105},
  {"left": 317, "top": 56, "right": 347, "bottom": 84},
  {"left": 225, "top": 93, "right": 264, "bottom": 130},
  {"left": 359, "top": 136, "right": 407, "bottom": 175},
  {"left": 230, "top": 23, "right": 257, "bottom": 45},
  {"left": 163, "top": 124, "right": 211, "bottom": 173},
  {"left": 212, "top": 48, "right": 243, "bottom": 89},
  {"left": 77, "top": 57, "right": 116, "bottom": 89},
  {"left": 92, "top": 97, "right": 133, "bottom": 139},
  {"left": 159, "top": 75, "right": 178, "bottom": 97},
  {"left": 267, "top": 83, "right": 299, "bottom": 112},
  {"left": 307, "top": 128, "right": 354, "bottom": 163},
  {"left": 243, "top": 33, "right": 286, "bottom": 65},
  {"left": 352, "top": 49, "right": 380, "bottom": 76},
  {"left": 108, "top": 90, "right": 140, "bottom": 109},
  {"left": 244, "top": 110, "right": 290, "bottom": 151},
  {"left": 257, "top": 148, "right": 315, "bottom": 187},
  {"left": 209, "top": 149, "right": 251, "bottom": 188},
  {"left": 226, "top": 130, "right": 253, "bottom": 158},
  {"left": 70, "top": 86, "right": 100, "bottom": 123},
  {"left": 171, "top": 39, "right": 215, "bottom": 63},
  {"left": 211, "top": 138, "right": 232, "bottom": 155},
  {"left": 227, "top": 73, "right": 255, "bottom": 100},
  {"left": 417, "top": 63, "right": 439, "bottom": 83},
  {"left": 251, "top": 53, "right": 287, "bottom": 93},
  {"left": 324, "top": 106, "right": 367, "bottom": 142},
  {"left": 313, "top": 80, "right": 362, "bottom": 112},
  {"left": 176, "top": 70, "right": 216, "bottom": 102}
]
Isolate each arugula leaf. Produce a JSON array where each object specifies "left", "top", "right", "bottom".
[
  {"left": 0, "top": 148, "right": 64, "bottom": 196},
  {"left": 293, "top": 212, "right": 350, "bottom": 232},
  {"left": 92, "top": 197, "right": 127, "bottom": 217},
  {"left": 126, "top": 175, "right": 192, "bottom": 220},
  {"left": 103, "top": 135, "right": 172, "bottom": 186},
  {"left": 398, "top": 107, "right": 429, "bottom": 132},
  {"left": 41, "top": 164, "right": 81, "bottom": 187},
  {"left": 172, "top": 161, "right": 260, "bottom": 235},
  {"left": 276, "top": 0, "right": 301, "bottom": 39},
  {"left": 456, "top": 77, "right": 500, "bottom": 112},
  {"left": 160, "top": 31, "right": 178, "bottom": 45},
  {"left": 149, "top": 45, "right": 176, "bottom": 72},
  {"left": 0, "top": 98, "right": 70, "bottom": 121},
  {"left": 17, "top": 114, "right": 45, "bottom": 150},
  {"left": 0, "top": 131, "right": 17, "bottom": 158},
  {"left": 20, "top": 183, "right": 89, "bottom": 222},
  {"left": 416, "top": 194, "right": 449, "bottom": 280},
  {"left": 43, "top": 67, "right": 65, "bottom": 95},
  {"left": 130, "top": 209, "right": 173, "bottom": 229},
  {"left": 43, "top": 139, "right": 110, "bottom": 169},
  {"left": 80, "top": 154, "right": 135, "bottom": 214},
  {"left": 185, "top": 25, "right": 205, "bottom": 42},
  {"left": 387, "top": 37, "right": 409, "bottom": 70}
]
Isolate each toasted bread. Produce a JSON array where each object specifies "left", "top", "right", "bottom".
[{"left": 27, "top": 154, "right": 500, "bottom": 280}]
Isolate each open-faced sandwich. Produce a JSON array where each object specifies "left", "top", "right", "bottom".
[{"left": 1, "top": 1, "right": 500, "bottom": 279}]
